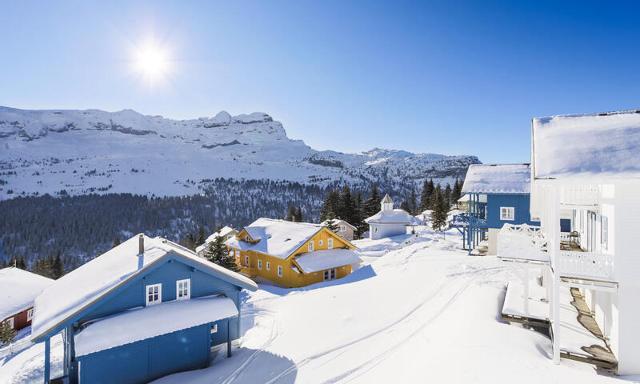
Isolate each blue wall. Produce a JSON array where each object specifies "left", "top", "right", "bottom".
[
  {"left": 79, "top": 257, "right": 242, "bottom": 340},
  {"left": 485, "top": 194, "right": 539, "bottom": 229},
  {"left": 61, "top": 255, "right": 245, "bottom": 384},
  {"left": 77, "top": 323, "right": 211, "bottom": 384}
]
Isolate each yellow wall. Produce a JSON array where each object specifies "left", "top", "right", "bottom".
[{"left": 229, "top": 228, "right": 355, "bottom": 288}]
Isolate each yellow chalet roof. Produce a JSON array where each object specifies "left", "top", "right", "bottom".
[{"left": 226, "top": 218, "right": 355, "bottom": 260}]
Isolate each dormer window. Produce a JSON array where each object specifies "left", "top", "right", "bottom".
[
  {"left": 146, "top": 284, "right": 162, "bottom": 306},
  {"left": 176, "top": 279, "right": 190, "bottom": 300}
]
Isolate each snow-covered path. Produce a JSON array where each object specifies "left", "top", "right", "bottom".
[{"left": 154, "top": 231, "right": 632, "bottom": 384}]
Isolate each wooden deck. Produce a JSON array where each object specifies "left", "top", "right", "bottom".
[
  {"left": 561, "top": 288, "right": 617, "bottom": 371},
  {"left": 500, "top": 280, "right": 618, "bottom": 371}
]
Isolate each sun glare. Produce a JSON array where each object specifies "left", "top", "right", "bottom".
[{"left": 132, "top": 40, "right": 172, "bottom": 85}]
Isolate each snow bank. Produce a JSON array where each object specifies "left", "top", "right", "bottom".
[
  {"left": 461, "top": 164, "right": 531, "bottom": 194},
  {"left": 0, "top": 268, "right": 53, "bottom": 321},
  {"left": 226, "top": 218, "right": 323, "bottom": 259},
  {"left": 31, "top": 235, "right": 256, "bottom": 341},
  {"left": 294, "top": 249, "right": 361, "bottom": 273},
  {"left": 74, "top": 295, "right": 237, "bottom": 357},
  {"left": 533, "top": 110, "right": 640, "bottom": 179}
]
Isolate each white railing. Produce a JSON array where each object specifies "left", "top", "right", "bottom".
[
  {"left": 560, "top": 184, "right": 600, "bottom": 207},
  {"left": 556, "top": 251, "right": 614, "bottom": 281},
  {"left": 497, "top": 223, "right": 549, "bottom": 262}
]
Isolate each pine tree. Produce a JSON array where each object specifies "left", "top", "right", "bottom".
[
  {"left": 0, "top": 321, "right": 16, "bottom": 346},
  {"left": 205, "top": 236, "right": 239, "bottom": 272},
  {"left": 363, "top": 184, "right": 381, "bottom": 219},
  {"left": 285, "top": 204, "right": 296, "bottom": 221},
  {"left": 324, "top": 212, "right": 339, "bottom": 232},
  {"left": 14, "top": 256, "right": 26, "bottom": 270},
  {"left": 196, "top": 226, "right": 206, "bottom": 246},
  {"left": 339, "top": 185, "right": 356, "bottom": 224},
  {"left": 408, "top": 187, "right": 418, "bottom": 214},
  {"left": 112, "top": 236, "right": 121, "bottom": 248},
  {"left": 420, "top": 179, "right": 435, "bottom": 211},
  {"left": 320, "top": 190, "right": 340, "bottom": 222},
  {"left": 52, "top": 252, "right": 64, "bottom": 279},
  {"left": 431, "top": 186, "right": 448, "bottom": 233},
  {"left": 293, "top": 207, "right": 303, "bottom": 222},
  {"left": 444, "top": 183, "right": 452, "bottom": 208},
  {"left": 451, "top": 178, "right": 463, "bottom": 204}
]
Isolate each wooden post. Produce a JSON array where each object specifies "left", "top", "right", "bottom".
[
  {"left": 44, "top": 337, "right": 50, "bottom": 384},
  {"left": 227, "top": 318, "right": 231, "bottom": 358}
]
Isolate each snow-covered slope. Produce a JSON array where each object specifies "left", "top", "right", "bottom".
[{"left": 0, "top": 106, "right": 479, "bottom": 199}]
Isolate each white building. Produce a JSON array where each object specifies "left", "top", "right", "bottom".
[
  {"left": 365, "top": 194, "right": 419, "bottom": 240},
  {"left": 321, "top": 219, "right": 357, "bottom": 241},
  {"left": 498, "top": 110, "right": 640, "bottom": 375}
]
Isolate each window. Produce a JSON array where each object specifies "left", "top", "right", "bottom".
[
  {"left": 277, "top": 265, "right": 283, "bottom": 277},
  {"left": 308, "top": 240, "right": 314, "bottom": 252},
  {"left": 211, "top": 324, "right": 218, "bottom": 334},
  {"left": 500, "top": 207, "right": 515, "bottom": 221},
  {"left": 319, "top": 239, "right": 323, "bottom": 247},
  {"left": 266, "top": 261, "right": 271, "bottom": 271},
  {"left": 3, "top": 317, "right": 14, "bottom": 330},
  {"left": 258, "top": 259, "right": 263, "bottom": 270},
  {"left": 176, "top": 279, "right": 190, "bottom": 300},
  {"left": 146, "top": 284, "right": 162, "bottom": 306},
  {"left": 340, "top": 225, "right": 346, "bottom": 232},
  {"left": 244, "top": 255, "right": 249, "bottom": 266},
  {"left": 327, "top": 238, "right": 334, "bottom": 249},
  {"left": 27, "top": 308, "right": 33, "bottom": 322},
  {"left": 323, "top": 268, "right": 337, "bottom": 281}
]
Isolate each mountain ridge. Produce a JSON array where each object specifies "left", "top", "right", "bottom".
[{"left": 0, "top": 106, "right": 480, "bottom": 199}]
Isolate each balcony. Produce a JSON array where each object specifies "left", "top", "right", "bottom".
[
  {"left": 497, "top": 223, "right": 549, "bottom": 263},
  {"left": 556, "top": 250, "right": 614, "bottom": 282}
]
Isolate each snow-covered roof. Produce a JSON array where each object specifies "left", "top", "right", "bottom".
[
  {"left": 532, "top": 110, "right": 640, "bottom": 179},
  {"left": 320, "top": 219, "right": 357, "bottom": 231},
  {"left": 461, "top": 164, "right": 531, "bottom": 194},
  {"left": 365, "top": 209, "right": 421, "bottom": 225},
  {"left": 74, "top": 295, "right": 237, "bottom": 357},
  {"left": 294, "top": 249, "right": 361, "bottom": 274},
  {"left": 0, "top": 268, "right": 53, "bottom": 321},
  {"left": 195, "top": 226, "right": 237, "bottom": 254},
  {"left": 226, "top": 218, "right": 324, "bottom": 260},
  {"left": 31, "top": 234, "right": 257, "bottom": 341}
]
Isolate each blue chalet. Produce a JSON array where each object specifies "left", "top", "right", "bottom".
[
  {"left": 461, "top": 164, "right": 539, "bottom": 255},
  {"left": 30, "top": 234, "right": 257, "bottom": 384}
]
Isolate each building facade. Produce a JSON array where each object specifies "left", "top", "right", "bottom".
[
  {"left": 226, "top": 218, "right": 361, "bottom": 288},
  {"left": 365, "top": 194, "right": 419, "bottom": 240},
  {"left": 322, "top": 219, "right": 357, "bottom": 241},
  {"left": 461, "top": 164, "right": 539, "bottom": 255},
  {"left": 0, "top": 267, "right": 53, "bottom": 334},
  {"left": 31, "top": 234, "right": 257, "bottom": 384}
]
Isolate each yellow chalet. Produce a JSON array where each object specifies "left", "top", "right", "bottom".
[{"left": 225, "top": 218, "right": 360, "bottom": 288}]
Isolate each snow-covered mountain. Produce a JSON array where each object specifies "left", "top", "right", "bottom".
[{"left": 0, "top": 106, "right": 480, "bottom": 199}]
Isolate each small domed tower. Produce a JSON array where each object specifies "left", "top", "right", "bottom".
[{"left": 381, "top": 194, "right": 394, "bottom": 211}]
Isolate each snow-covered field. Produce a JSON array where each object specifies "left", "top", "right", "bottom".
[{"left": 1, "top": 228, "right": 635, "bottom": 383}]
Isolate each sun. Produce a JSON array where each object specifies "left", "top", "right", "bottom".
[{"left": 132, "top": 40, "right": 172, "bottom": 84}]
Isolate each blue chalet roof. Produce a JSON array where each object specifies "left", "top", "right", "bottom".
[
  {"left": 31, "top": 234, "right": 257, "bottom": 341},
  {"left": 462, "top": 164, "right": 531, "bottom": 194}
]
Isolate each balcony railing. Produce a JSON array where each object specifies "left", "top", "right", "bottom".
[
  {"left": 556, "top": 251, "right": 614, "bottom": 281},
  {"left": 497, "top": 223, "right": 549, "bottom": 262}
]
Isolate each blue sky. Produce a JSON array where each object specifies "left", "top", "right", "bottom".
[{"left": 1, "top": 1, "right": 639, "bottom": 163}]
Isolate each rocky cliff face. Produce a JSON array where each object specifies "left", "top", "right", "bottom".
[{"left": 0, "top": 106, "right": 480, "bottom": 199}]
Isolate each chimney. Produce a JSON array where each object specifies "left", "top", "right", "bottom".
[{"left": 138, "top": 234, "right": 144, "bottom": 255}]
